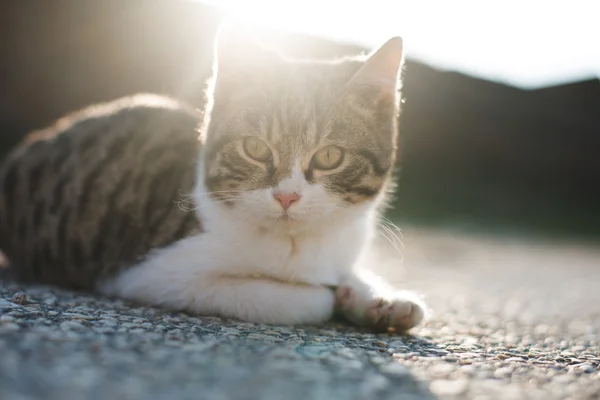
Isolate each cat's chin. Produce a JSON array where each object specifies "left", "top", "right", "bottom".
[
  {"left": 256, "top": 213, "right": 326, "bottom": 235},
  {"left": 269, "top": 213, "right": 305, "bottom": 227}
]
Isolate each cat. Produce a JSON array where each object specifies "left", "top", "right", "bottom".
[{"left": 0, "top": 24, "right": 427, "bottom": 332}]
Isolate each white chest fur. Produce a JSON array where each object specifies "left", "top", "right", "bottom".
[
  {"left": 99, "top": 192, "right": 376, "bottom": 289},
  {"left": 194, "top": 208, "right": 373, "bottom": 287}
]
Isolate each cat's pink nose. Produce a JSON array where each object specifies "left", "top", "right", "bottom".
[{"left": 273, "top": 192, "right": 300, "bottom": 210}]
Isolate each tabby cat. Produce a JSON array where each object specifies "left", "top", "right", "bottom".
[{"left": 0, "top": 25, "right": 427, "bottom": 332}]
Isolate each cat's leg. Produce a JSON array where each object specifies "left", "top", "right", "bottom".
[
  {"left": 98, "top": 238, "right": 335, "bottom": 325},
  {"left": 187, "top": 277, "right": 335, "bottom": 325},
  {"left": 104, "top": 271, "right": 335, "bottom": 325},
  {"left": 335, "top": 269, "right": 427, "bottom": 332}
]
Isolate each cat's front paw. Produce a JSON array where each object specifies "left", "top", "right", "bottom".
[{"left": 336, "top": 285, "right": 426, "bottom": 333}]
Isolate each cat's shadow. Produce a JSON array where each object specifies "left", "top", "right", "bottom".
[{"left": 230, "top": 319, "right": 441, "bottom": 399}]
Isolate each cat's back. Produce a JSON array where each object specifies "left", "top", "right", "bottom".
[{"left": 0, "top": 94, "right": 202, "bottom": 289}]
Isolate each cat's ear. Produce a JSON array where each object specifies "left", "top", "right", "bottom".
[{"left": 348, "top": 37, "right": 404, "bottom": 103}]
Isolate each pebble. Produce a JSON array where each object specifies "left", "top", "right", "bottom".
[
  {"left": 335, "top": 348, "right": 358, "bottom": 360},
  {"left": 442, "top": 355, "right": 459, "bottom": 362},
  {"left": 572, "top": 364, "right": 596, "bottom": 374},
  {"left": 100, "top": 318, "right": 118, "bottom": 326},
  {"left": 60, "top": 321, "right": 87, "bottom": 331},
  {"left": 426, "top": 348, "right": 449, "bottom": 355},
  {"left": 0, "top": 299, "right": 20, "bottom": 309},
  {"left": 370, "top": 356, "right": 388, "bottom": 365},
  {"left": 493, "top": 367, "right": 514, "bottom": 378},
  {"left": 11, "top": 292, "right": 27, "bottom": 304},
  {"left": 379, "top": 362, "right": 409, "bottom": 376},
  {"left": 62, "top": 313, "right": 96, "bottom": 321},
  {"left": 430, "top": 379, "right": 468, "bottom": 396},
  {"left": 429, "top": 363, "right": 456, "bottom": 377},
  {"left": 458, "top": 352, "right": 482, "bottom": 359},
  {"left": 0, "top": 322, "right": 20, "bottom": 331},
  {"left": 505, "top": 357, "right": 528, "bottom": 363}
]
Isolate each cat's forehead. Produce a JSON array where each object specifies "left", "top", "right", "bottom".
[
  {"left": 249, "top": 61, "right": 362, "bottom": 145},
  {"left": 249, "top": 98, "right": 336, "bottom": 157},
  {"left": 253, "top": 101, "right": 321, "bottom": 150},
  {"left": 208, "top": 56, "right": 373, "bottom": 159}
]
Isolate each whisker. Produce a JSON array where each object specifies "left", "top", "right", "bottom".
[
  {"left": 379, "top": 227, "right": 404, "bottom": 262},
  {"left": 175, "top": 191, "right": 243, "bottom": 212},
  {"left": 381, "top": 217, "right": 405, "bottom": 241},
  {"left": 177, "top": 202, "right": 196, "bottom": 212},
  {"left": 383, "top": 221, "right": 405, "bottom": 250},
  {"left": 378, "top": 217, "right": 405, "bottom": 261},
  {"left": 178, "top": 189, "right": 245, "bottom": 198},
  {"left": 175, "top": 189, "right": 245, "bottom": 209}
]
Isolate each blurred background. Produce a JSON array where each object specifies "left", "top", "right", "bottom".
[{"left": 1, "top": 0, "right": 599, "bottom": 241}]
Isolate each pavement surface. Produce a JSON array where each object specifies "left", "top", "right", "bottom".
[{"left": 1, "top": 227, "right": 600, "bottom": 400}]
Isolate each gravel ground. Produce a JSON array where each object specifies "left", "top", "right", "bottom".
[{"left": 1, "top": 227, "right": 600, "bottom": 400}]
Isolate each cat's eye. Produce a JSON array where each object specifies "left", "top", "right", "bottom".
[
  {"left": 242, "top": 137, "right": 272, "bottom": 162},
  {"left": 311, "top": 145, "right": 344, "bottom": 170}
]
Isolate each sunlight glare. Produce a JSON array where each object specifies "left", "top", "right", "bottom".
[{"left": 200, "top": 0, "right": 600, "bottom": 88}]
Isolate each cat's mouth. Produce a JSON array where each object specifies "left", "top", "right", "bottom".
[
  {"left": 279, "top": 212, "right": 293, "bottom": 221},
  {"left": 276, "top": 211, "right": 300, "bottom": 223}
]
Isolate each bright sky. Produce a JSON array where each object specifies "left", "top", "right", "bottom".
[{"left": 200, "top": 0, "right": 599, "bottom": 89}]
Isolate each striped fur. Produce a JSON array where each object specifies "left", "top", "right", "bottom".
[{"left": 0, "top": 95, "right": 202, "bottom": 289}]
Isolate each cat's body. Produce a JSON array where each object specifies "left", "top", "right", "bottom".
[
  {"left": 0, "top": 26, "right": 427, "bottom": 331},
  {"left": 0, "top": 95, "right": 202, "bottom": 289}
]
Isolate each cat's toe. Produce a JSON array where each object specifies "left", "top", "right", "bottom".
[
  {"left": 336, "top": 284, "right": 427, "bottom": 332},
  {"left": 335, "top": 284, "right": 355, "bottom": 310},
  {"left": 364, "top": 298, "right": 393, "bottom": 331},
  {"left": 387, "top": 297, "right": 425, "bottom": 332},
  {"left": 364, "top": 295, "right": 425, "bottom": 333}
]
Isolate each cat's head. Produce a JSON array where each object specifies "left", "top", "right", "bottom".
[{"left": 199, "top": 24, "right": 404, "bottom": 232}]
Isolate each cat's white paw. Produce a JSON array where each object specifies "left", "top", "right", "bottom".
[{"left": 335, "top": 285, "right": 426, "bottom": 333}]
